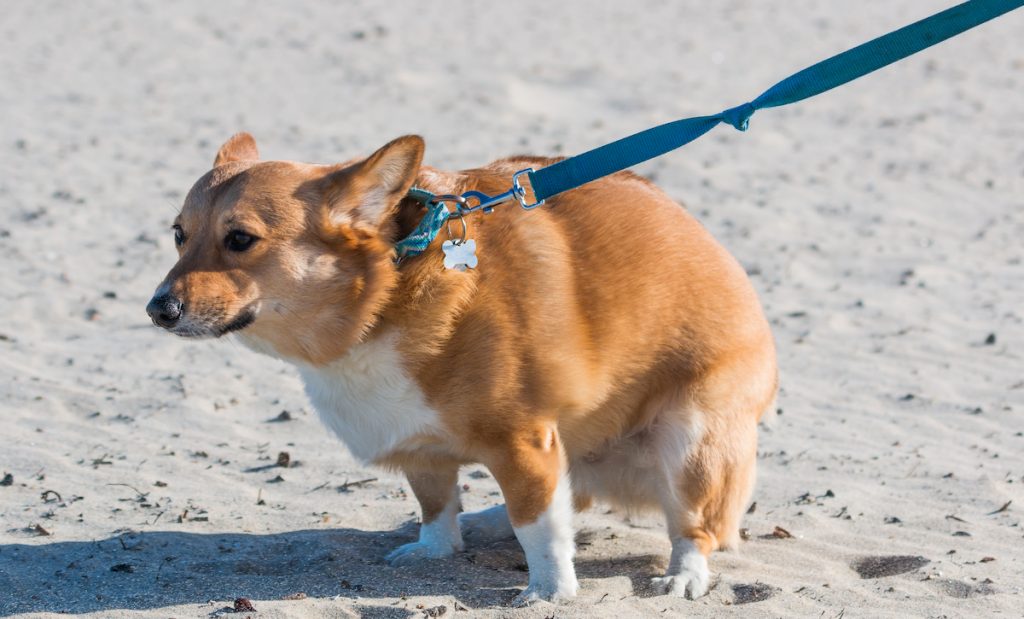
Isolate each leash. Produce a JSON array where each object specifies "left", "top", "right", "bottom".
[{"left": 396, "top": 0, "right": 1023, "bottom": 264}]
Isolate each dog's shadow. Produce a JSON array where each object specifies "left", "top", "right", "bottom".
[
  {"left": 1, "top": 524, "right": 667, "bottom": 614},
  {"left": 0, "top": 524, "right": 503, "bottom": 614}
]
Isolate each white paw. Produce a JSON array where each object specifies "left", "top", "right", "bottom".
[
  {"left": 651, "top": 562, "right": 710, "bottom": 599},
  {"left": 459, "top": 505, "right": 515, "bottom": 544},
  {"left": 385, "top": 540, "right": 458, "bottom": 566},
  {"left": 655, "top": 537, "right": 710, "bottom": 598},
  {"left": 511, "top": 580, "right": 578, "bottom": 607},
  {"left": 509, "top": 474, "right": 578, "bottom": 607}
]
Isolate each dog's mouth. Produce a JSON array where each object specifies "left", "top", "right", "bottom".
[
  {"left": 166, "top": 306, "right": 257, "bottom": 339},
  {"left": 217, "top": 309, "right": 256, "bottom": 336}
]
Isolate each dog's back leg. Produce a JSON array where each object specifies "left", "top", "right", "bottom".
[
  {"left": 459, "top": 504, "right": 515, "bottom": 544},
  {"left": 652, "top": 345, "right": 775, "bottom": 598},
  {"left": 651, "top": 418, "right": 758, "bottom": 598}
]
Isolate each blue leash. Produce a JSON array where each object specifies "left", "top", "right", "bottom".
[
  {"left": 527, "top": 0, "right": 1024, "bottom": 203},
  {"left": 396, "top": 0, "right": 1023, "bottom": 259}
]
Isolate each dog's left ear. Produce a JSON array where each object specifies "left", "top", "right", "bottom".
[
  {"left": 213, "top": 132, "right": 260, "bottom": 167},
  {"left": 329, "top": 135, "right": 425, "bottom": 229}
]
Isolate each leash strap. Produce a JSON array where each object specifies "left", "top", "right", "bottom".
[{"left": 526, "top": 0, "right": 1024, "bottom": 203}]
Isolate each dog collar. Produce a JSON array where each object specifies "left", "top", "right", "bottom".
[{"left": 394, "top": 187, "right": 450, "bottom": 262}]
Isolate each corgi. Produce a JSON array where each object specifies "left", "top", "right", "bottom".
[{"left": 146, "top": 132, "right": 777, "bottom": 606}]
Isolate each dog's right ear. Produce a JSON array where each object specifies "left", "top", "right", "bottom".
[
  {"left": 213, "top": 132, "right": 259, "bottom": 167},
  {"left": 322, "top": 135, "right": 425, "bottom": 231}
]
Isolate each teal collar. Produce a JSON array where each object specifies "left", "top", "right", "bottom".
[{"left": 394, "top": 188, "right": 450, "bottom": 262}]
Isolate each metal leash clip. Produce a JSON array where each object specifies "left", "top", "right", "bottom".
[
  {"left": 428, "top": 193, "right": 469, "bottom": 218},
  {"left": 422, "top": 168, "right": 544, "bottom": 272},
  {"left": 453, "top": 168, "right": 545, "bottom": 215}
]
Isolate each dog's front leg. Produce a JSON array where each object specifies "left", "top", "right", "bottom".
[
  {"left": 487, "top": 424, "right": 577, "bottom": 606},
  {"left": 385, "top": 464, "right": 464, "bottom": 565}
]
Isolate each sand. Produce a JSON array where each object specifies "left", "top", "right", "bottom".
[{"left": 1, "top": 1, "right": 1022, "bottom": 617}]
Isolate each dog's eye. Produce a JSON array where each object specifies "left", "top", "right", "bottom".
[
  {"left": 172, "top": 225, "right": 185, "bottom": 247},
  {"left": 224, "top": 230, "right": 256, "bottom": 252}
]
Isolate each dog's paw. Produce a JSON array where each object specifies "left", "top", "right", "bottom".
[
  {"left": 510, "top": 581, "right": 577, "bottom": 607},
  {"left": 651, "top": 562, "right": 710, "bottom": 599},
  {"left": 385, "top": 541, "right": 456, "bottom": 566},
  {"left": 459, "top": 505, "right": 515, "bottom": 544}
]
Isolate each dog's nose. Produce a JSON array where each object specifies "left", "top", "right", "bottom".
[{"left": 146, "top": 293, "right": 183, "bottom": 328}]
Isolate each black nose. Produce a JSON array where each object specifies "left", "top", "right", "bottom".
[{"left": 146, "top": 294, "right": 183, "bottom": 328}]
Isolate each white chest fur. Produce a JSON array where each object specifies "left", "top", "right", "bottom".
[{"left": 294, "top": 332, "right": 445, "bottom": 463}]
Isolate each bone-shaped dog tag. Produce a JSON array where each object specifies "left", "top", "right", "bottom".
[{"left": 442, "top": 239, "right": 477, "bottom": 271}]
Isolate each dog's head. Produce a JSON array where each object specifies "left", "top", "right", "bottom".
[{"left": 146, "top": 132, "right": 424, "bottom": 364}]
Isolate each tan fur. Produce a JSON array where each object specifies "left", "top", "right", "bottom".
[{"left": 152, "top": 133, "right": 777, "bottom": 588}]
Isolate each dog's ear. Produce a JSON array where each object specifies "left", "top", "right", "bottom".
[
  {"left": 327, "top": 135, "right": 425, "bottom": 229},
  {"left": 213, "top": 132, "right": 260, "bottom": 167}
]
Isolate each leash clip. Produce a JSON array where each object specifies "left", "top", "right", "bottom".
[
  {"left": 455, "top": 168, "right": 545, "bottom": 214},
  {"left": 511, "top": 168, "right": 545, "bottom": 209},
  {"left": 429, "top": 193, "right": 469, "bottom": 217}
]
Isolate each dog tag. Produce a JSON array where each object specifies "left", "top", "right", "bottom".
[{"left": 442, "top": 239, "right": 477, "bottom": 271}]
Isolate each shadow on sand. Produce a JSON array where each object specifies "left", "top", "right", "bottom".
[{"left": 1, "top": 525, "right": 665, "bottom": 615}]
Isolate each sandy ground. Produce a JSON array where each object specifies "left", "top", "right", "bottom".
[{"left": 2, "top": 1, "right": 1023, "bottom": 617}]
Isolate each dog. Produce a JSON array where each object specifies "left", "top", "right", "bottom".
[{"left": 146, "top": 132, "right": 777, "bottom": 605}]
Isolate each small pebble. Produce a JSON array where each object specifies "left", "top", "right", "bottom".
[{"left": 268, "top": 410, "right": 292, "bottom": 423}]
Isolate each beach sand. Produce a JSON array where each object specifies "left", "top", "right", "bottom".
[{"left": 1, "top": 1, "right": 1022, "bottom": 617}]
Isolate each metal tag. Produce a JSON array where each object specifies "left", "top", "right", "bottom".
[{"left": 442, "top": 239, "right": 477, "bottom": 271}]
